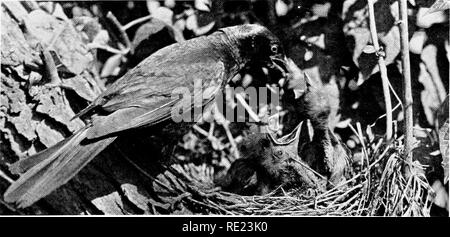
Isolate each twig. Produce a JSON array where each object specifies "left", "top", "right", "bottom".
[
  {"left": 369, "top": 102, "right": 401, "bottom": 128},
  {"left": 235, "top": 93, "right": 260, "bottom": 123},
  {"left": 356, "top": 122, "right": 369, "bottom": 167},
  {"left": 123, "top": 15, "right": 153, "bottom": 31},
  {"left": 211, "top": 104, "right": 240, "bottom": 158},
  {"left": 208, "top": 122, "right": 215, "bottom": 137},
  {"left": 290, "top": 156, "right": 328, "bottom": 181},
  {"left": 366, "top": 78, "right": 404, "bottom": 129},
  {"left": 387, "top": 79, "right": 404, "bottom": 110},
  {"left": 348, "top": 124, "right": 368, "bottom": 169},
  {"left": 329, "top": 183, "right": 363, "bottom": 206},
  {"left": 105, "top": 11, "right": 132, "bottom": 54},
  {"left": 0, "top": 170, "right": 14, "bottom": 184},
  {"left": 192, "top": 124, "right": 226, "bottom": 151},
  {"left": 222, "top": 121, "right": 239, "bottom": 159},
  {"left": 398, "top": 0, "right": 414, "bottom": 177},
  {"left": 367, "top": 0, "right": 393, "bottom": 141},
  {"left": 87, "top": 43, "right": 129, "bottom": 55},
  {"left": 0, "top": 198, "right": 24, "bottom": 214}
]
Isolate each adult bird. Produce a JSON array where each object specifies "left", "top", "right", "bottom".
[{"left": 3, "top": 24, "right": 288, "bottom": 208}]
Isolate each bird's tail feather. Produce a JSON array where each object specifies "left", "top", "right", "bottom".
[
  {"left": 9, "top": 132, "right": 76, "bottom": 175},
  {"left": 3, "top": 126, "right": 116, "bottom": 208}
]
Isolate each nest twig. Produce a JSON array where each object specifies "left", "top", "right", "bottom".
[{"left": 144, "top": 133, "right": 433, "bottom": 216}]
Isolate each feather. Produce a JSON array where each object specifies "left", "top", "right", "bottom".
[
  {"left": 4, "top": 127, "right": 116, "bottom": 208},
  {"left": 10, "top": 131, "right": 77, "bottom": 175}
]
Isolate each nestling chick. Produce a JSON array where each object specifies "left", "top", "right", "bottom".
[
  {"left": 216, "top": 124, "right": 327, "bottom": 195},
  {"left": 279, "top": 60, "right": 351, "bottom": 188}
]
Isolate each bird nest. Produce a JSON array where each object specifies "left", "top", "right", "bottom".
[{"left": 144, "top": 127, "right": 435, "bottom": 216}]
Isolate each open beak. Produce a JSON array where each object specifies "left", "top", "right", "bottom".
[{"left": 268, "top": 55, "right": 289, "bottom": 86}]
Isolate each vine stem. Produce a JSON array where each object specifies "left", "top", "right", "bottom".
[
  {"left": 123, "top": 15, "right": 152, "bottom": 31},
  {"left": 367, "top": 0, "right": 393, "bottom": 141},
  {"left": 106, "top": 11, "right": 132, "bottom": 54},
  {"left": 398, "top": 0, "right": 414, "bottom": 176}
]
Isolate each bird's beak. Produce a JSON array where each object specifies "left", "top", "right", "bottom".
[{"left": 268, "top": 54, "right": 288, "bottom": 85}]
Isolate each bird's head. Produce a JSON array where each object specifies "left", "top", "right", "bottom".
[{"left": 219, "top": 24, "right": 288, "bottom": 79}]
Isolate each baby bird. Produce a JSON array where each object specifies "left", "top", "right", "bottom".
[{"left": 216, "top": 123, "right": 327, "bottom": 195}]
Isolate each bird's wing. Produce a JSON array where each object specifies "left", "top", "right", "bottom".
[{"left": 86, "top": 47, "right": 227, "bottom": 140}]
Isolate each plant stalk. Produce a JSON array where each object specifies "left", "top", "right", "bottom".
[
  {"left": 398, "top": 0, "right": 414, "bottom": 175},
  {"left": 367, "top": 0, "right": 393, "bottom": 141}
]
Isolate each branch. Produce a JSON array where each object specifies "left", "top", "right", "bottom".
[
  {"left": 123, "top": 15, "right": 153, "bottom": 31},
  {"left": 398, "top": 0, "right": 414, "bottom": 176},
  {"left": 367, "top": 0, "right": 393, "bottom": 141},
  {"left": 105, "top": 11, "right": 132, "bottom": 54}
]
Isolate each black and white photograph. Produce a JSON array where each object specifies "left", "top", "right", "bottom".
[{"left": 0, "top": 0, "right": 448, "bottom": 220}]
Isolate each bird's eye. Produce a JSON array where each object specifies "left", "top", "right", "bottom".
[{"left": 270, "top": 45, "right": 279, "bottom": 54}]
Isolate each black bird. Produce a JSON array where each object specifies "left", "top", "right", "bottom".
[{"left": 4, "top": 24, "right": 288, "bottom": 208}]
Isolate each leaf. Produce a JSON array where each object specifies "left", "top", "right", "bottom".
[
  {"left": 417, "top": 7, "right": 448, "bottom": 28},
  {"left": 152, "top": 6, "right": 173, "bottom": 25},
  {"left": 186, "top": 13, "right": 215, "bottom": 36},
  {"left": 128, "top": 18, "right": 182, "bottom": 67},
  {"left": 311, "top": 2, "right": 332, "bottom": 17},
  {"left": 305, "top": 33, "right": 326, "bottom": 49},
  {"left": 164, "top": 0, "right": 176, "bottom": 9},
  {"left": 186, "top": 14, "right": 197, "bottom": 31},
  {"left": 195, "top": 0, "right": 211, "bottom": 12},
  {"left": 92, "top": 30, "right": 110, "bottom": 46},
  {"left": 362, "top": 45, "right": 377, "bottom": 54},
  {"left": 35, "top": 119, "right": 65, "bottom": 147},
  {"left": 52, "top": 3, "right": 69, "bottom": 21},
  {"left": 304, "top": 50, "right": 314, "bottom": 61},
  {"left": 275, "top": 0, "right": 289, "bottom": 16},
  {"left": 2, "top": 1, "right": 28, "bottom": 22},
  {"left": 24, "top": 10, "right": 94, "bottom": 74},
  {"left": 408, "top": 0, "right": 417, "bottom": 5},
  {"left": 1, "top": 7, "right": 40, "bottom": 67},
  {"left": 100, "top": 54, "right": 123, "bottom": 78},
  {"left": 73, "top": 17, "right": 103, "bottom": 43},
  {"left": 427, "top": 0, "right": 450, "bottom": 13},
  {"left": 146, "top": 0, "right": 161, "bottom": 14},
  {"left": 409, "top": 31, "right": 427, "bottom": 54}
]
